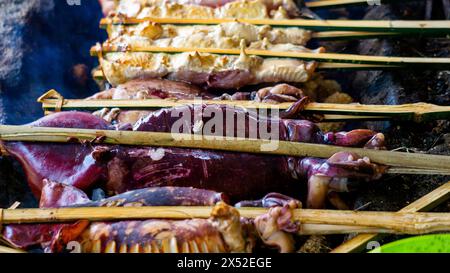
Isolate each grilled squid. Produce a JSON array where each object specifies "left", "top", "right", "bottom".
[
  {"left": 49, "top": 202, "right": 255, "bottom": 253},
  {"left": 99, "top": 49, "right": 318, "bottom": 88},
  {"left": 112, "top": 0, "right": 301, "bottom": 19},
  {"left": 106, "top": 21, "right": 316, "bottom": 52},
  {"left": 90, "top": 81, "right": 310, "bottom": 126},
  {"left": 3, "top": 181, "right": 300, "bottom": 253},
  {"left": 1, "top": 111, "right": 385, "bottom": 208},
  {"left": 40, "top": 180, "right": 229, "bottom": 208}
]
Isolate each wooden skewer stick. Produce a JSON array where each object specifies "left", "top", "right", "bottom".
[
  {"left": 91, "top": 63, "right": 398, "bottom": 82},
  {"left": 300, "top": 224, "right": 393, "bottom": 235},
  {"left": 104, "top": 0, "right": 411, "bottom": 12},
  {"left": 305, "top": 0, "right": 367, "bottom": 8},
  {"left": 1, "top": 207, "right": 450, "bottom": 235},
  {"left": 312, "top": 31, "right": 400, "bottom": 40},
  {"left": 104, "top": 27, "right": 403, "bottom": 41},
  {"left": 306, "top": 0, "right": 406, "bottom": 9},
  {"left": 385, "top": 168, "right": 450, "bottom": 176},
  {"left": 38, "top": 90, "right": 450, "bottom": 122},
  {"left": 332, "top": 181, "right": 450, "bottom": 253},
  {"left": 317, "top": 63, "right": 399, "bottom": 70},
  {"left": 0, "top": 245, "right": 25, "bottom": 254},
  {"left": 313, "top": 30, "right": 445, "bottom": 40},
  {"left": 1, "top": 125, "right": 450, "bottom": 174},
  {"left": 101, "top": 21, "right": 446, "bottom": 40},
  {"left": 41, "top": 111, "right": 385, "bottom": 122},
  {"left": 99, "top": 17, "right": 450, "bottom": 34},
  {"left": 90, "top": 45, "right": 450, "bottom": 68}
]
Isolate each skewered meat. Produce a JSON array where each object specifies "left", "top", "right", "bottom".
[
  {"left": 99, "top": 49, "right": 318, "bottom": 87},
  {"left": 106, "top": 21, "right": 315, "bottom": 51},
  {"left": 3, "top": 206, "right": 257, "bottom": 253},
  {"left": 162, "top": 0, "right": 299, "bottom": 11},
  {"left": 3, "top": 181, "right": 300, "bottom": 253},
  {"left": 88, "top": 79, "right": 305, "bottom": 103},
  {"left": 99, "top": 147, "right": 383, "bottom": 207},
  {"left": 108, "top": 21, "right": 312, "bottom": 46},
  {"left": 90, "top": 81, "right": 308, "bottom": 126},
  {"left": 40, "top": 180, "right": 228, "bottom": 208},
  {"left": 112, "top": 0, "right": 300, "bottom": 19},
  {"left": 131, "top": 101, "right": 384, "bottom": 147},
  {"left": 1, "top": 111, "right": 385, "bottom": 208},
  {"left": 87, "top": 79, "right": 351, "bottom": 134},
  {"left": 1, "top": 113, "right": 112, "bottom": 197},
  {"left": 87, "top": 78, "right": 211, "bottom": 100},
  {"left": 89, "top": 78, "right": 215, "bottom": 125},
  {"left": 62, "top": 205, "right": 251, "bottom": 253},
  {"left": 252, "top": 84, "right": 306, "bottom": 103},
  {"left": 41, "top": 180, "right": 300, "bottom": 209}
]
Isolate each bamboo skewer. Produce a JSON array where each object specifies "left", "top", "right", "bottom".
[
  {"left": 100, "top": 23, "right": 447, "bottom": 40},
  {"left": 99, "top": 18, "right": 450, "bottom": 34},
  {"left": 1, "top": 207, "right": 450, "bottom": 235},
  {"left": 47, "top": 111, "right": 384, "bottom": 122},
  {"left": 300, "top": 224, "right": 393, "bottom": 235},
  {"left": 104, "top": 0, "right": 410, "bottom": 12},
  {"left": 305, "top": 0, "right": 375, "bottom": 8},
  {"left": 306, "top": 0, "right": 407, "bottom": 9},
  {"left": 0, "top": 245, "right": 25, "bottom": 254},
  {"left": 0, "top": 182, "right": 446, "bottom": 245},
  {"left": 317, "top": 63, "right": 398, "bottom": 69},
  {"left": 1, "top": 125, "right": 450, "bottom": 174},
  {"left": 312, "top": 31, "right": 400, "bottom": 40},
  {"left": 90, "top": 45, "right": 450, "bottom": 68},
  {"left": 91, "top": 63, "right": 398, "bottom": 82},
  {"left": 385, "top": 167, "right": 450, "bottom": 176},
  {"left": 0, "top": 183, "right": 446, "bottom": 247},
  {"left": 38, "top": 90, "right": 450, "bottom": 122},
  {"left": 332, "top": 181, "right": 450, "bottom": 253}
]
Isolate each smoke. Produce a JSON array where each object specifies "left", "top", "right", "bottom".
[{"left": 0, "top": 0, "right": 106, "bottom": 125}]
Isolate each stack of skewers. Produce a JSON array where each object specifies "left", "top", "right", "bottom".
[{"left": 1, "top": 0, "right": 450, "bottom": 254}]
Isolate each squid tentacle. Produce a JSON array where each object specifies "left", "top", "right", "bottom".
[
  {"left": 298, "top": 152, "right": 386, "bottom": 209},
  {"left": 253, "top": 202, "right": 301, "bottom": 253},
  {"left": 235, "top": 192, "right": 302, "bottom": 208}
]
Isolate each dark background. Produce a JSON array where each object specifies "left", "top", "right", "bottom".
[
  {"left": 0, "top": 0, "right": 106, "bottom": 208},
  {"left": 0, "top": 0, "right": 106, "bottom": 125}
]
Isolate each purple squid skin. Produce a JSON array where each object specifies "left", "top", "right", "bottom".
[
  {"left": 98, "top": 146, "right": 298, "bottom": 202},
  {"left": 133, "top": 103, "right": 382, "bottom": 147},
  {"left": 2, "top": 223, "right": 68, "bottom": 250},
  {"left": 39, "top": 179, "right": 91, "bottom": 208},
  {"left": 4, "top": 181, "right": 298, "bottom": 252},
  {"left": 4, "top": 181, "right": 229, "bottom": 250},
  {"left": 2, "top": 112, "right": 112, "bottom": 197},
  {"left": 2, "top": 111, "right": 384, "bottom": 204},
  {"left": 39, "top": 180, "right": 228, "bottom": 208},
  {"left": 74, "top": 186, "right": 229, "bottom": 208},
  {"left": 168, "top": 70, "right": 256, "bottom": 90},
  {"left": 98, "top": 146, "right": 382, "bottom": 204}
]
